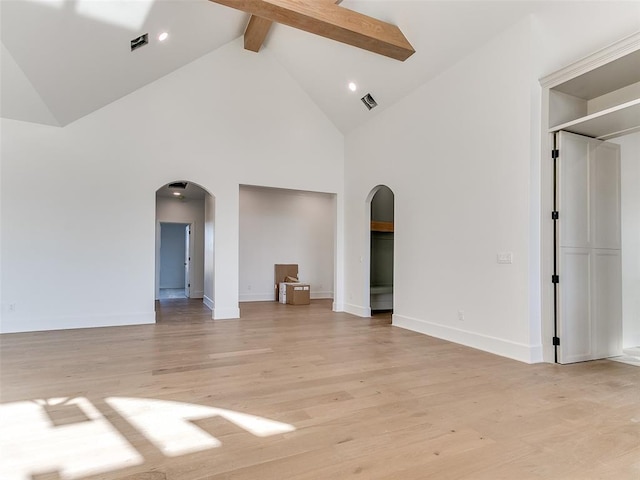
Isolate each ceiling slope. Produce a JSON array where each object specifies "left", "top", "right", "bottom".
[
  {"left": 2, "top": 1, "right": 638, "bottom": 133},
  {"left": 0, "top": 0, "right": 246, "bottom": 126},
  {"left": 0, "top": 42, "right": 59, "bottom": 126}
]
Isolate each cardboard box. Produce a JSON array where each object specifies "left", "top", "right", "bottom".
[
  {"left": 275, "top": 264, "right": 299, "bottom": 302},
  {"left": 286, "top": 283, "right": 310, "bottom": 305},
  {"left": 278, "top": 282, "right": 290, "bottom": 304}
]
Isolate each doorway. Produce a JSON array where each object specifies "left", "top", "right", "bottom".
[
  {"left": 369, "top": 186, "right": 394, "bottom": 313},
  {"left": 155, "top": 181, "right": 215, "bottom": 310},
  {"left": 238, "top": 185, "right": 336, "bottom": 305},
  {"left": 158, "top": 222, "right": 191, "bottom": 300},
  {"left": 541, "top": 36, "right": 640, "bottom": 364}
]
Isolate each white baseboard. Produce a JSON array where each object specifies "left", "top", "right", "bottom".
[
  {"left": 311, "top": 291, "right": 333, "bottom": 299},
  {"left": 342, "top": 303, "right": 371, "bottom": 318},
  {"left": 371, "top": 301, "right": 393, "bottom": 310},
  {"left": 0, "top": 312, "right": 156, "bottom": 334},
  {"left": 393, "top": 314, "right": 543, "bottom": 364},
  {"left": 239, "top": 293, "right": 274, "bottom": 303},
  {"left": 203, "top": 295, "right": 214, "bottom": 311},
  {"left": 190, "top": 290, "right": 204, "bottom": 299},
  {"left": 239, "top": 291, "right": 334, "bottom": 303},
  {"left": 623, "top": 332, "right": 640, "bottom": 349},
  {"left": 214, "top": 307, "right": 240, "bottom": 320},
  {"left": 542, "top": 344, "right": 556, "bottom": 363}
]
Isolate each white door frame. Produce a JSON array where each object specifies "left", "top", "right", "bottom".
[
  {"left": 181, "top": 221, "right": 195, "bottom": 299},
  {"left": 156, "top": 221, "right": 193, "bottom": 299},
  {"left": 539, "top": 33, "right": 640, "bottom": 363}
]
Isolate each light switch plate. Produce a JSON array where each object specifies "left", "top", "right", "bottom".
[{"left": 497, "top": 252, "right": 513, "bottom": 264}]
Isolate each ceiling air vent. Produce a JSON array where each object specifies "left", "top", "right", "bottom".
[
  {"left": 361, "top": 93, "right": 378, "bottom": 110},
  {"left": 131, "top": 33, "right": 148, "bottom": 52},
  {"left": 168, "top": 182, "right": 188, "bottom": 189}
]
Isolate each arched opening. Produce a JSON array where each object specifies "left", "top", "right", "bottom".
[
  {"left": 155, "top": 181, "right": 215, "bottom": 314},
  {"left": 368, "top": 185, "right": 394, "bottom": 315}
]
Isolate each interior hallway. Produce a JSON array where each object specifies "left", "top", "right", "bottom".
[{"left": 1, "top": 299, "right": 638, "bottom": 479}]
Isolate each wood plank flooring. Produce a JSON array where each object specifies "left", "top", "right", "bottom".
[{"left": 1, "top": 299, "right": 639, "bottom": 479}]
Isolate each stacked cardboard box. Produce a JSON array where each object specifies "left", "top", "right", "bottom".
[{"left": 279, "top": 282, "right": 310, "bottom": 305}]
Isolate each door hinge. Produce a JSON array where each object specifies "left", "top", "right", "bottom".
[
  {"left": 552, "top": 275, "right": 559, "bottom": 284},
  {"left": 552, "top": 336, "right": 560, "bottom": 346},
  {"left": 552, "top": 211, "right": 559, "bottom": 220},
  {"left": 188, "top": 283, "right": 191, "bottom": 287},
  {"left": 551, "top": 149, "right": 559, "bottom": 159}
]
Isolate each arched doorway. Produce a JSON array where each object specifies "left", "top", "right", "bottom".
[
  {"left": 368, "top": 186, "right": 394, "bottom": 313},
  {"left": 155, "top": 181, "right": 215, "bottom": 311}
]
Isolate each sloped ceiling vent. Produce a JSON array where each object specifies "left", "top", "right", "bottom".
[
  {"left": 361, "top": 93, "right": 378, "bottom": 111},
  {"left": 131, "top": 33, "right": 148, "bottom": 52},
  {"left": 168, "top": 182, "right": 188, "bottom": 189}
]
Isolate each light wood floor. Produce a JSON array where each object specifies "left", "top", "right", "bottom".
[{"left": 1, "top": 299, "right": 639, "bottom": 479}]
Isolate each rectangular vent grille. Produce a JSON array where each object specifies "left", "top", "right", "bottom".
[
  {"left": 131, "top": 34, "right": 148, "bottom": 52},
  {"left": 168, "top": 182, "right": 188, "bottom": 189},
  {"left": 361, "top": 93, "right": 378, "bottom": 110}
]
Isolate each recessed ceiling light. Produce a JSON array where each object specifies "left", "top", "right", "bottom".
[
  {"left": 159, "top": 32, "right": 169, "bottom": 42},
  {"left": 172, "top": 191, "right": 181, "bottom": 196},
  {"left": 348, "top": 82, "right": 357, "bottom": 92}
]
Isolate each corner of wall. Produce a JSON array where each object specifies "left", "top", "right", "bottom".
[{"left": 213, "top": 307, "right": 240, "bottom": 320}]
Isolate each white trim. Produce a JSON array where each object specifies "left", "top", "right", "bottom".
[
  {"left": 0, "top": 312, "right": 155, "bottom": 334},
  {"left": 239, "top": 291, "right": 334, "bottom": 303},
  {"left": 203, "top": 295, "right": 214, "bottom": 311},
  {"left": 623, "top": 333, "right": 640, "bottom": 350},
  {"left": 239, "top": 293, "right": 274, "bottom": 302},
  {"left": 311, "top": 291, "right": 333, "bottom": 299},
  {"left": 342, "top": 303, "right": 371, "bottom": 318},
  {"left": 539, "top": 32, "right": 640, "bottom": 363},
  {"left": 213, "top": 307, "right": 240, "bottom": 320},
  {"left": 393, "top": 314, "right": 543, "bottom": 364},
  {"left": 540, "top": 32, "right": 640, "bottom": 88},
  {"left": 190, "top": 290, "right": 204, "bottom": 299}
]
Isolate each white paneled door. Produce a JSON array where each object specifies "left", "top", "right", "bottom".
[
  {"left": 185, "top": 225, "right": 191, "bottom": 298},
  {"left": 556, "top": 131, "right": 622, "bottom": 364}
]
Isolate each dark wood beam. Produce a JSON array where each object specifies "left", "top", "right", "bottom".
[{"left": 211, "top": 0, "right": 415, "bottom": 61}]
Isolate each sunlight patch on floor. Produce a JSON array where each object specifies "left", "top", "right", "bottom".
[
  {"left": 0, "top": 397, "right": 142, "bottom": 480},
  {"left": 1, "top": 397, "right": 295, "bottom": 479}
]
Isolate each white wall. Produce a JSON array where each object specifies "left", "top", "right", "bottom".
[
  {"left": 0, "top": 38, "right": 343, "bottom": 333},
  {"left": 343, "top": 4, "right": 640, "bottom": 363},
  {"left": 611, "top": 132, "right": 640, "bottom": 348},
  {"left": 156, "top": 195, "right": 206, "bottom": 297},
  {"left": 345, "top": 18, "right": 538, "bottom": 362},
  {"left": 204, "top": 194, "right": 215, "bottom": 311},
  {"left": 239, "top": 186, "right": 335, "bottom": 301}
]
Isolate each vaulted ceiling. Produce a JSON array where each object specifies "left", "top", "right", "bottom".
[{"left": 0, "top": 1, "right": 629, "bottom": 133}]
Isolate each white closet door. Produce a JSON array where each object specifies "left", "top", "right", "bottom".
[{"left": 557, "top": 131, "right": 622, "bottom": 364}]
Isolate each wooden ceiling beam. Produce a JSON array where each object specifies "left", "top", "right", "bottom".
[
  {"left": 211, "top": 0, "right": 415, "bottom": 61},
  {"left": 244, "top": 0, "right": 342, "bottom": 53},
  {"left": 244, "top": 15, "right": 273, "bottom": 52}
]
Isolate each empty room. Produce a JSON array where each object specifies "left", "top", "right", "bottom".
[{"left": 1, "top": 1, "right": 639, "bottom": 478}]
